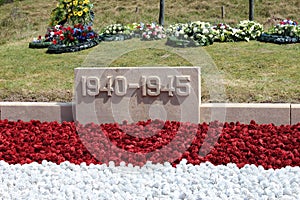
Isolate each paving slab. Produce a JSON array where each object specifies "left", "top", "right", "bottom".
[
  {"left": 0, "top": 102, "right": 73, "bottom": 122},
  {"left": 200, "top": 103, "right": 291, "bottom": 125},
  {"left": 291, "top": 104, "right": 300, "bottom": 125}
]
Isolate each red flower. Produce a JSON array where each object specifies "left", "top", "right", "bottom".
[
  {"left": 52, "top": 39, "right": 57, "bottom": 45},
  {"left": 0, "top": 120, "right": 299, "bottom": 168}
]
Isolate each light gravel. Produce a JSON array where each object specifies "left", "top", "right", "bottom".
[{"left": 0, "top": 160, "right": 299, "bottom": 200}]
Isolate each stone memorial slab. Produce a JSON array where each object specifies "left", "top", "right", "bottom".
[{"left": 74, "top": 67, "right": 200, "bottom": 124}]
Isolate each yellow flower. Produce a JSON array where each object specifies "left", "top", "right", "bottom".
[
  {"left": 73, "top": 0, "right": 78, "bottom": 6},
  {"left": 83, "top": 0, "right": 89, "bottom": 4},
  {"left": 83, "top": 7, "right": 89, "bottom": 13},
  {"left": 73, "top": 11, "right": 78, "bottom": 16},
  {"left": 77, "top": 11, "right": 83, "bottom": 16},
  {"left": 79, "top": 1, "right": 83, "bottom": 4}
]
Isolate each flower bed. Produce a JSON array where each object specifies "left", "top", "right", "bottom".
[
  {"left": 0, "top": 119, "right": 299, "bottom": 169},
  {"left": 1, "top": 119, "right": 299, "bottom": 199}
]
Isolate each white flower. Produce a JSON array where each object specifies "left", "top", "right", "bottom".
[{"left": 203, "top": 28, "right": 209, "bottom": 34}]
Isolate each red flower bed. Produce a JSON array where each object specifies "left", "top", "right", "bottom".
[{"left": 0, "top": 119, "right": 299, "bottom": 169}]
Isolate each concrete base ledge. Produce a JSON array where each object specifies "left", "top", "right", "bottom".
[
  {"left": 291, "top": 104, "right": 300, "bottom": 125},
  {"left": 0, "top": 102, "right": 73, "bottom": 123},
  {"left": 200, "top": 103, "right": 291, "bottom": 125},
  {"left": 0, "top": 102, "right": 299, "bottom": 125}
]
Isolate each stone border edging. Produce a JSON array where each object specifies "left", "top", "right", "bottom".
[{"left": 0, "top": 102, "right": 299, "bottom": 125}]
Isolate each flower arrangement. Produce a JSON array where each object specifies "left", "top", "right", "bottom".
[
  {"left": 212, "top": 23, "right": 239, "bottom": 42},
  {"left": 127, "top": 22, "right": 143, "bottom": 37},
  {"left": 234, "top": 20, "right": 263, "bottom": 42},
  {"left": 99, "top": 23, "right": 132, "bottom": 41},
  {"left": 29, "top": 36, "right": 53, "bottom": 48},
  {"left": 127, "top": 22, "right": 166, "bottom": 40},
  {"left": 258, "top": 19, "right": 300, "bottom": 44},
  {"left": 31, "top": 24, "right": 98, "bottom": 47},
  {"left": 100, "top": 24, "right": 131, "bottom": 36},
  {"left": 140, "top": 23, "right": 166, "bottom": 41},
  {"left": 166, "top": 21, "right": 215, "bottom": 47},
  {"left": 52, "top": 24, "right": 98, "bottom": 46},
  {"left": 268, "top": 19, "right": 300, "bottom": 37},
  {"left": 50, "top": 0, "right": 94, "bottom": 26},
  {"left": 29, "top": 25, "right": 63, "bottom": 48}
]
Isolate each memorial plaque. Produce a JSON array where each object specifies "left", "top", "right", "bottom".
[{"left": 74, "top": 67, "right": 200, "bottom": 124}]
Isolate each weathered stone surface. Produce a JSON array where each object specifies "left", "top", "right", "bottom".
[
  {"left": 0, "top": 102, "right": 73, "bottom": 122},
  {"left": 291, "top": 104, "right": 300, "bottom": 125},
  {"left": 74, "top": 67, "right": 201, "bottom": 124},
  {"left": 200, "top": 103, "right": 291, "bottom": 125}
]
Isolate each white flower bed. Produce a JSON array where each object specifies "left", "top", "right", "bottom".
[{"left": 0, "top": 160, "right": 299, "bottom": 200}]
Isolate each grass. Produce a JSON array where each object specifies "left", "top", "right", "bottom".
[{"left": 0, "top": 0, "right": 299, "bottom": 103}]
